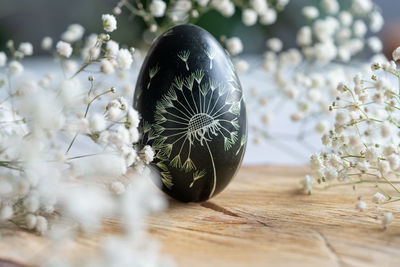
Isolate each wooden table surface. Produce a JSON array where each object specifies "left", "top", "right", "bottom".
[{"left": 1, "top": 165, "right": 400, "bottom": 267}]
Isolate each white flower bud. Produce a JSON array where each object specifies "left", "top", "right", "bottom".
[
  {"left": 150, "top": 0, "right": 167, "bottom": 17},
  {"left": 242, "top": 9, "right": 258, "bottom": 26},
  {"left": 25, "top": 214, "right": 37, "bottom": 229},
  {"left": 102, "top": 14, "right": 117, "bottom": 32},
  {"left": 355, "top": 201, "right": 366, "bottom": 212},
  {"left": 35, "top": 216, "right": 48, "bottom": 235},
  {"left": 226, "top": 37, "right": 243, "bottom": 56},
  {"left": 372, "top": 192, "right": 386, "bottom": 204},
  {"left": 56, "top": 41, "right": 73, "bottom": 58}
]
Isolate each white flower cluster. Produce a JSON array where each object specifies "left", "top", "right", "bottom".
[
  {"left": 303, "top": 46, "right": 400, "bottom": 229},
  {"left": 296, "top": 0, "right": 383, "bottom": 63},
  {"left": 117, "top": 0, "right": 289, "bottom": 40},
  {"left": 0, "top": 14, "right": 169, "bottom": 265},
  {"left": 249, "top": 0, "right": 385, "bottom": 149}
]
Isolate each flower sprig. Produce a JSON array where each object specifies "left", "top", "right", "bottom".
[
  {"left": 0, "top": 13, "right": 169, "bottom": 266},
  {"left": 303, "top": 46, "right": 400, "bottom": 229}
]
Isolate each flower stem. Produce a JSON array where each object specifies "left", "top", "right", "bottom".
[{"left": 206, "top": 141, "right": 217, "bottom": 198}]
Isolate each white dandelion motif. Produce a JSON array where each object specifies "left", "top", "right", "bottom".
[
  {"left": 150, "top": 67, "right": 243, "bottom": 198},
  {"left": 204, "top": 47, "right": 216, "bottom": 69},
  {"left": 177, "top": 50, "right": 190, "bottom": 71},
  {"left": 147, "top": 63, "right": 160, "bottom": 89}
]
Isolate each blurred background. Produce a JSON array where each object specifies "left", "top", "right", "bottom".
[{"left": 1, "top": 0, "right": 400, "bottom": 57}]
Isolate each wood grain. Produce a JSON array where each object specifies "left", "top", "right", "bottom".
[{"left": 1, "top": 165, "right": 400, "bottom": 267}]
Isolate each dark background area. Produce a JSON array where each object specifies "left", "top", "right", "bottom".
[{"left": 0, "top": 0, "right": 399, "bottom": 55}]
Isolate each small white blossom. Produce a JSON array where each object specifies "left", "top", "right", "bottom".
[
  {"left": 235, "top": 59, "right": 249, "bottom": 73},
  {"left": 61, "top": 24, "right": 85, "bottom": 42},
  {"left": 355, "top": 201, "right": 367, "bottom": 212},
  {"left": 381, "top": 212, "right": 394, "bottom": 229},
  {"left": 353, "top": 20, "right": 367, "bottom": 38},
  {"left": 372, "top": 192, "right": 386, "bottom": 204},
  {"left": 266, "top": 38, "right": 283, "bottom": 52},
  {"left": 41, "top": 37, "right": 53, "bottom": 50},
  {"left": 368, "top": 37, "right": 382, "bottom": 53},
  {"left": 141, "top": 145, "right": 155, "bottom": 164},
  {"left": 106, "top": 40, "right": 119, "bottom": 57},
  {"left": 0, "top": 205, "right": 13, "bottom": 220},
  {"left": 0, "top": 51, "right": 7, "bottom": 67},
  {"left": 300, "top": 175, "right": 314, "bottom": 194},
  {"left": 150, "top": 0, "right": 167, "bottom": 17},
  {"left": 365, "top": 147, "right": 379, "bottom": 162},
  {"left": 35, "top": 216, "right": 48, "bottom": 235},
  {"left": 56, "top": 41, "right": 73, "bottom": 58},
  {"left": 378, "top": 160, "right": 391, "bottom": 175},
  {"left": 250, "top": 0, "right": 268, "bottom": 15},
  {"left": 116, "top": 48, "right": 133, "bottom": 70},
  {"left": 226, "top": 37, "right": 243, "bottom": 56},
  {"left": 25, "top": 214, "right": 37, "bottom": 229},
  {"left": 110, "top": 181, "right": 126, "bottom": 195},
  {"left": 100, "top": 59, "right": 116, "bottom": 74},
  {"left": 197, "top": 0, "right": 209, "bottom": 6},
  {"left": 339, "top": 11, "right": 353, "bottom": 26},
  {"left": 324, "top": 166, "right": 338, "bottom": 181},
  {"left": 297, "top": 26, "right": 312, "bottom": 46},
  {"left": 102, "top": 14, "right": 117, "bottom": 32},
  {"left": 302, "top": 6, "right": 319, "bottom": 20},
  {"left": 322, "top": 0, "right": 339, "bottom": 14},
  {"left": 392, "top": 46, "right": 400, "bottom": 61},
  {"left": 370, "top": 12, "right": 384, "bottom": 33},
  {"left": 18, "top": 42, "right": 33, "bottom": 56},
  {"left": 310, "top": 153, "right": 324, "bottom": 170},
  {"left": 89, "top": 113, "right": 107, "bottom": 132},
  {"left": 8, "top": 60, "right": 24, "bottom": 76},
  {"left": 242, "top": 9, "right": 258, "bottom": 26},
  {"left": 259, "top": 8, "right": 277, "bottom": 25}
]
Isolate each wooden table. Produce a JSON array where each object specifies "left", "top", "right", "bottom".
[{"left": 1, "top": 166, "right": 400, "bottom": 267}]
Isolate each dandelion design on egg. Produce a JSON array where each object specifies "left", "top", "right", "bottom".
[
  {"left": 143, "top": 49, "right": 244, "bottom": 198},
  {"left": 147, "top": 63, "right": 160, "bottom": 89},
  {"left": 177, "top": 50, "right": 190, "bottom": 71}
]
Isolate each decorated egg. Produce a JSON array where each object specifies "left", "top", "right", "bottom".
[{"left": 134, "top": 24, "right": 247, "bottom": 202}]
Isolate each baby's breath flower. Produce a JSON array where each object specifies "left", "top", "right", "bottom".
[
  {"left": 141, "top": 145, "right": 155, "bottom": 164},
  {"left": 0, "top": 205, "right": 13, "bottom": 220},
  {"left": 372, "top": 192, "right": 386, "bottom": 204},
  {"left": 0, "top": 51, "right": 7, "bottom": 67},
  {"left": 18, "top": 42, "right": 33, "bottom": 56},
  {"left": 242, "top": 9, "right": 258, "bottom": 26},
  {"left": 300, "top": 175, "right": 314, "bottom": 194},
  {"left": 61, "top": 24, "right": 85, "bottom": 42},
  {"left": 110, "top": 181, "right": 126, "bottom": 195},
  {"left": 266, "top": 38, "right": 283, "bottom": 52},
  {"left": 8, "top": 60, "right": 24, "bottom": 76},
  {"left": 102, "top": 14, "right": 117, "bottom": 32},
  {"left": 35, "top": 216, "right": 48, "bottom": 235},
  {"left": 355, "top": 201, "right": 367, "bottom": 212},
  {"left": 150, "top": 0, "right": 167, "bottom": 17},
  {"left": 116, "top": 48, "right": 133, "bottom": 70},
  {"left": 25, "top": 214, "right": 37, "bottom": 229},
  {"left": 235, "top": 59, "right": 249, "bottom": 73},
  {"left": 259, "top": 8, "right": 277, "bottom": 25},
  {"left": 226, "top": 37, "right": 243, "bottom": 56},
  {"left": 56, "top": 41, "right": 73, "bottom": 58},
  {"left": 89, "top": 113, "right": 107, "bottom": 132},
  {"left": 106, "top": 40, "right": 119, "bottom": 57},
  {"left": 302, "top": 6, "right": 319, "bottom": 20},
  {"left": 100, "top": 58, "right": 116, "bottom": 74},
  {"left": 41, "top": 36, "right": 53, "bottom": 50},
  {"left": 392, "top": 46, "right": 400, "bottom": 61},
  {"left": 381, "top": 212, "right": 394, "bottom": 229},
  {"left": 250, "top": 0, "right": 268, "bottom": 15}
]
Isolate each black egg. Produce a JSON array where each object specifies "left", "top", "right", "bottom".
[{"left": 134, "top": 24, "right": 247, "bottom": 202}]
